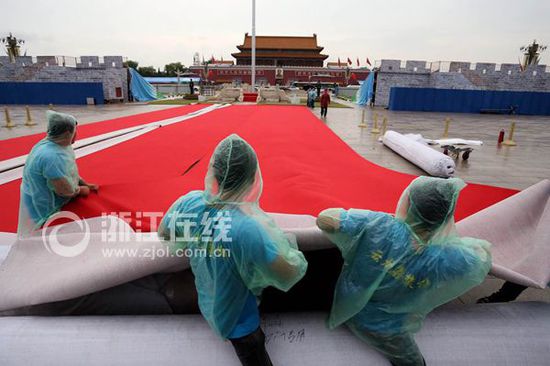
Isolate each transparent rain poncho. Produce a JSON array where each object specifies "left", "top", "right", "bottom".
[
  {"left": 158, "top": 134, "right": 308, "bottom": 339},
  {"left": 318, "top": 177, "right": 491, "bottom": 364},
  {"left": 18, "top": 111, "right": 80, "bottom": 237}
]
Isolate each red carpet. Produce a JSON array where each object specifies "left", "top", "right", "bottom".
[
  {"left": 242, "top": 93, "right": 258, "bottom": 102},
  {"left": 0, "top": 104, "right": 206, "bottom": 161},
  {"left": 0, "top": 105, "right": 518, "bottom": 232}
]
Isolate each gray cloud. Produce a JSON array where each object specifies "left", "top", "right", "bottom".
[{"left": 2, "top": 0, "right": 549, "bottom": 68}]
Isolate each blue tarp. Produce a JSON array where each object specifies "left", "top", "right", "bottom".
[
  {"left": 356, "top": 72, "right": 374, "bottom": 105},
  {"left": 388, "top": 87, "right": 550, "bottom": 116},
  {"left": 129, "top": 68, "right": 157, "bottom": 101},
  {"left": 0, "top": 82, "right": 104, "bottom": 105}
]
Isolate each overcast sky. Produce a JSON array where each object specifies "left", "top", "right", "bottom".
[{"left": 3, "top": 0, "right": 549, "bottom": 68}]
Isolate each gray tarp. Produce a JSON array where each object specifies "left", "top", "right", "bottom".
[{"left": 0, "top": 302, "right": 549, "bottom": 365}]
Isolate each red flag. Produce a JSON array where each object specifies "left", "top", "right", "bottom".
[
  {"left": 366, "top": 58, "right": 372, "bottom": 66},
  {"left": 338, "top": 57, "right": 341, "bottom": 67},
  {"left": 347, "top": 57, "right": 352, "bottom": 65},
  {"left": 356, "top": 58, "right": 360, "bottom": 67}
]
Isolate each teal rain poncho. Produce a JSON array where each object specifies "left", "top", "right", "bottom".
[
  {"left": 318, "top": 177, "right": 491, "bottom": 364},
  {"left": 158, "top": 134, "right": 308, "bottom": 339},
  {"left": 18, "top": 111, "right": 80, "bottom": 236}
]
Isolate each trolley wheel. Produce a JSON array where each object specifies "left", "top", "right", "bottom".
[{"left": 462, "top": 151, "right": 470, "bottom": 160}]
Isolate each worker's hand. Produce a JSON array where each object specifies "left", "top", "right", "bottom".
[
  {"left": 79, "top": 186, "right": 90, "bottom": 197},
  {"left": 87, "top": 183, "right": 99, "bottom": 192},
  {"left": 316, "top": 215, "right": 338, "bottom": 233},
  {"left": 316, "top": 208, "right": 343, "bottom": 233}
]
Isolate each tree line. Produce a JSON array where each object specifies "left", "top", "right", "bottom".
[{"left": 124, "top": 60, "right": 190, "bottom": 77}]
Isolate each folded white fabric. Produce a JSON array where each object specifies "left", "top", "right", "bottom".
[
  {"left": 428, "top": 138, "right": 483, "bottom": 146},
  {"left": 0, "top": 214, "right": 331, "bottom": 312},
  {"left": 457, "top": 179, "right": 550, "bottom": 288}
]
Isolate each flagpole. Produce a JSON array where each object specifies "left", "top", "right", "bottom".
[{"left": 251, "top": 0, "right": 256, "bottom": 91}]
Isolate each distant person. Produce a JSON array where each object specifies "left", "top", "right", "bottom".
[
  {"left": 320, "top": 89, "right": 331, "bottom": 118},
  {"left": 189, "top": 80, "right": 195, "bottom": 95},
  {"left": 316, "top": 81, "right": 321, "bottom": 98},
  {"left": 18, "top": 111, "right": 99, "bottom": 236},
  {"left": 333, "top": 83, "right": 339, "bottom": 97},
  {"left": 158, "top": 134, "right": 307, "bottom": 366},
  {"left": 317, "top": 177, "right": 491, "bottom": 366},
  {"left": 307, "top": 88, "right": 316, "bottom": 108}
]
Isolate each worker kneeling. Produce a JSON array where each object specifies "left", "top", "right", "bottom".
[
  {"left": 317, "top": 176, "right": 491, "bottom": 366},
  {"left": 158, "top": 134, "right": 308, "bottom": 366},
  {"left": 18, "top": 111, "right": 98, "bottom": 237}
]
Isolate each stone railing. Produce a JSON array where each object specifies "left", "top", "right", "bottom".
[{"left": 258, "top": 87, "right": 291, "bottom": 103}]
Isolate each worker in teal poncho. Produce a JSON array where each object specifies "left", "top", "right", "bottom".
[
  {"left": 18, "top": 111, "right": 98, "bottom": 237},
  {"left": 317, "top": 176, "right": 491, "bottom": 366},
  {"left": 158, "top": 134, "right": 308, "bottom": 366}
]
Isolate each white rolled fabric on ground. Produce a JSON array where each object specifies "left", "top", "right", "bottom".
[{"left": 382, "top": 130, "right": 456, "bottom": 177}]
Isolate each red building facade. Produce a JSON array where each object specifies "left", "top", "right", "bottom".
[
  {"left": 188, "top": 65, "right": 369, "bottom": 86},
  {"left": 188, "top": 34, "right": 370, "bottom": 86}
]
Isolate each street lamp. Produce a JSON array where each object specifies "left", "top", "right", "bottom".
[
  {"left": 520, "top": 40, "right": 547, "bottom": 68},
  {"left": 1, "top": 33, "right": 25, "bottom": 63}
]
